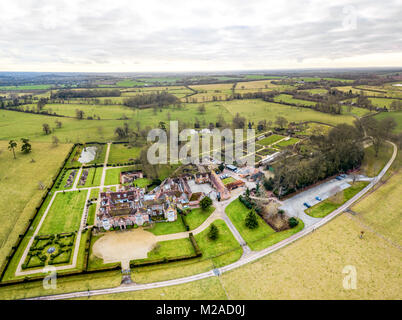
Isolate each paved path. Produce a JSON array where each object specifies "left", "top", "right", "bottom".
[{"left": 27, "top": 141, "right": 397, "bottom": 300}]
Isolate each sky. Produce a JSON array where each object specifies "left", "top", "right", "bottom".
[{"left": 0, "top": 0, "right": 401, "bottom": 72}]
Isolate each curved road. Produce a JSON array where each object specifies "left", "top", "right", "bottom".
[{"left": 27, "top": 141, "right": 397, "bottom": 300}]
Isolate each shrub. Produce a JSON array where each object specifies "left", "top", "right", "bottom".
[
  {"left": 288, "top": 217, "right": 299, "bottom": 228},
  {"left": 200, "top": 196, "right": 212, "bottom": 210}
]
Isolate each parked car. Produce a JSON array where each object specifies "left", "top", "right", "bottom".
[
  {"left": 315, "top": 196, "right": 322, "bottom": 201},
  {"left": 303, "top": 202, "right": 311, "bottom": 208},
  {"left": 335, "top": 176, "right": 343, "bottom": 180},
  {"left": 340, "top": 174, "right": 347, "bottom": 178}
]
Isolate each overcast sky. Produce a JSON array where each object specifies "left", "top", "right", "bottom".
[{"left": 0, "top": 0, "right": 401, "bottom": 72}]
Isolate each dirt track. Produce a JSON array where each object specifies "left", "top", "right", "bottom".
[{"left": 92, "top": 229, "right": 157, "bottom": 268}]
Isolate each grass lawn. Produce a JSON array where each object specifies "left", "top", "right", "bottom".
[
  {"left": 89, "top": 187, "right": 100, "bottom": 199},
  {"left": 225, "top": 198, "right": 275, "bottom": 247},
  {"left": 275, "top": 137, "right": 300, "bottom": 147},
  {"left": 147, "top": 219, "right": 187, "bottom": 235},
  {"left": 145, "top": 238, "right": 195, "bottom": 260},
  {"left": 39, "top": 190, "right": 88, "bottom": 235},
  {"left": 78, "top": 167, "right": 102, "bottom": 188},
  {"left": 374, "top": 111, "right": 402, "bottom": 133},
  {"left": 185, "top": 206, "right": 215, "bottom": 230},
  {"left": 195, "top": 219, "right": 242, "bottom": 267},
  {"left": 133, "top": 178, "right": 152, "bottom": 188},
  {"left": 108, "top": 144, "right": 141, "bottom": 164},
  {"left": 352, "top": 170, "right": 402, "bottom": 245},
  {"left": 219, "top": 100, "right": 356, "bottom": 126},
  {"left": 0, "top": 141, "right": 71, "bottom": 268},
  {"left": 257, "top": 134, "right": 285, "bottom": 146},
  {"left": 87, "top": 203, "right": 97, "bottom": 226},
  {"left": 273, "top": 94, "right": 316, "bottom": 107},
  {"left": 306, "top": 181, "right": 370, "bottom": 218},
  {"left": 221, "top": 177, "right": 237, "bottom": 185},
  {"left": 360, "top": 143, "right": 393, "bottom": 177}
]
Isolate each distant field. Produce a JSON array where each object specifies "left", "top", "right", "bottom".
[
  {"left": 273, "top": 94, "right": 316, "bottom": 107},
  {"left": 42, "top": 103, "right": 135, "bottom": 119},
  {"left": 0, "top": 84, "right": 53, "bottom": 91},
  {"left": 218, "top": 100, "right": 355, "bottom": 126},
  {"left": 374, "top": 111, "right": 402, "bottom": 132}
]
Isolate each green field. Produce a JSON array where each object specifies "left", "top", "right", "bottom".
[
  {"left": 185, "top": 206, "right": 215, "bottom": 230},
  {"left": 256, "top": 134, "right": 285, "bottom": 146},
  {"left": 39, "top": 190, "right": 88, "bottom": 235},
  {"left": 218, "top": 100, "right": 356, "bottom": 126},
  {"left": 374, "top": 111, "right": 402, "bottom": 132},
  {"left": 273, "top": 94, "right": 316, "bottom": 107},
  {"left": 104, "top": 165, "right": 141, "bottom": 185},
  {"left": 108, "top": 144, "right": 141, "bottom": 164},
  {"left": 275, "top": 137, "right": 300, "bottom": 147}
]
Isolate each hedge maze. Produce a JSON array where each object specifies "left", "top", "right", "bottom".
[{"left": 22, "top": 233, "right": 76, "bottom": 270}]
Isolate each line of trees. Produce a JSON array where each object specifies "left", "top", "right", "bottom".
[
  {"left": 267, "top": 123, "right": 365, "bottom": 197},
  {"left": 51, "top": 89, "right": 121, "bottom": 99},
  {"left": 123, "top": 91, "right": 179, "bottom": 109}
]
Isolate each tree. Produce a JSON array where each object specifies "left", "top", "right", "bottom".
[
  {"left": 75, "top": 109, "right": 84, "bottom": 119},
  {"left": 21, "top": 138, "right": 32, "bottom": 154},
  {"left": 8, "top": 140, "right": 17, "bottom": 159},
  {"left": 114, "top": 127, "right": 127, "bottom": 139},
  {"left": 198, "top": 104, "right": 206, "bottom": 114},
  {"left": 55, "top": 120, "right": 62, "bottom": 128},
  {"left": 245, "top": 211, "right": 258, "bottom": 229},
  {"left": 288, "top": 217, "right": 299, "bottom": 228},
  {"left": 42, "top": 123, "right": 51, "bottom": 135},
  {"left": 208, "top": 223, "right": 219, "bottom": 240},
  {"left": 218, "top": 163, "right": 225, "bottom": 172},
  {"left": 199, "top": 196, "right": 212, "bottom": 210},
  {"left": 275, "top": 116, "right": 288, "bottom": 129},
  {"left": 52, "top": 136, "right": 59, "bottom": 147}
]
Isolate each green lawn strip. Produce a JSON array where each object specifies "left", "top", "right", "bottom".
[
  {"left": 39, "top": 190, "right": 88, "bottom": 235},
  {"left": 305, "top": 181, "right": 370, "bottom": 218},
  {"left": 185, "top": 206, "right": 215, "bottom": 230},
  {"left": 133, "top": 178, "right": 152, "bottom": 188},
  {"left": 77, "top": 168, "right": 102, "bottom": 188},
  {"left": 222, "top": 177, "right": 237, "bottom": 185},
  {"left": 275, "top": 137, "right": 300, "bottom": 147},
  {"left": 256, "top": 134, "right": 285, "bottom": 146},
  {"left": 132, "top": 238, "right": 195, "bottom": 264},
  {"left": 249, "top": 219, "right": 304, "bottom": 251},
  {"left": 225, "top": 199, "right": 275, "bottom": 244},
  {"left": 146, "top": 218, "right": 187, "bottom": 235},
  {"left": 89, "top": 188, "right": 100, "bottom": 199},
  {"left": 87, "top": 203, "right": 97, "bottom": 226},
  {"left": 108, "top": 144, "right": 141, "bottom": 164}
]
